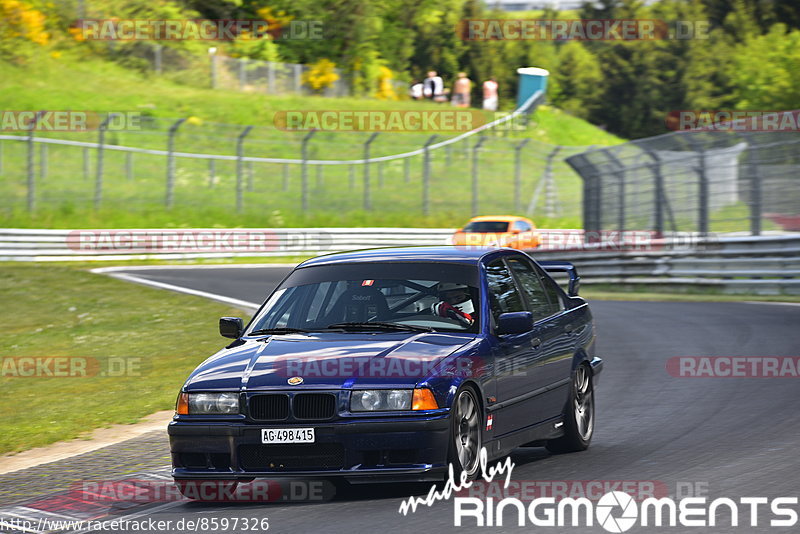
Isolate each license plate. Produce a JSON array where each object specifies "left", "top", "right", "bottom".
[{"left": 261, "top": 428, "right": 315, "bottom": 444}]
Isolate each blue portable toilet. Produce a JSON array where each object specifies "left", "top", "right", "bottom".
[{"left": 516, "top": 67, "right": 549, "bottom": 109}]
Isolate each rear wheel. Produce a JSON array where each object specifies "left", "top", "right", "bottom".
[
  {"left": 446, "top": 387, "right": 482, "bottom": 480},
  {"left": 546, "top": 364, "right": 594, "bottom": 454}
]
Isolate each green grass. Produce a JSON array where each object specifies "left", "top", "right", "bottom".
[
  {"left": 0, "top": 264, "right": 249, "bottom": 454},
  {"left": 0, "top": 54, "right": 621, "bottom": 229}
]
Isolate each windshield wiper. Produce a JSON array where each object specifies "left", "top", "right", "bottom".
[
  {"left": 326, "top": 321, "right": 433, "bottom": 333},
  {"left": 249, "top": 327, "right": 313, "bottom": 336}
]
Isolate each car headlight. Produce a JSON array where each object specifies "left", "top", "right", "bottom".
[
  {"left": 350, "top": 389, "right": 438, "bottom": 411},
  {"left": 351, "top": 389, "right": 412, "bottom": 411},
  {"left": 177, "top": 392, "right": 240, "bottom": 415}
]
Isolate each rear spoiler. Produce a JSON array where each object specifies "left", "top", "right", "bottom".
[{"left": 538, "top": 261, "right": 580, "bottom": 297}]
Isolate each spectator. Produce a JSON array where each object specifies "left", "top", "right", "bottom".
[
  {"left": 451, "top": 72, "right": 472, "bottom": 108},
  {"left": 482, "top": 77, "right": 499, "bottom": 111},
  {"left": 409, "top": 79, "right": 423, "bottom": 100},
  {"left": 423, "top": 70, "right": 444, "bottom": 100}
]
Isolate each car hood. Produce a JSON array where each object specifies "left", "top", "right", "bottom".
[{"left": 184, "top": 331, "right": 476, "bottom": 390}]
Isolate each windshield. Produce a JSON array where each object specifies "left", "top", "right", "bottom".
[
  {"left": 463, "top": 221, "right": 509, "bottom": 233},
  {"left": 249, "top": 262, "right": 480, "bottom": 333}
]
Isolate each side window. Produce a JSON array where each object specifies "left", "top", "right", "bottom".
[
  {"left": 514, "top": 220, "right": 532, "bottom": 232},
  {"left": 506, "top": 258, "right": 554, "bottom": 320},
  {"left": 536, "top": 267, "right": 566, "bottom": 312},
  {"left": 485, "top": 260, "right": 525, "bottom": 323}
]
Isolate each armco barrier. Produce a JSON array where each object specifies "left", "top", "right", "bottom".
[
  {"left": 530, "top": 234, "right": 800, "bottom": 295},
  {"left": 1, "top": 228, "right": 798, "bottom": 295}
]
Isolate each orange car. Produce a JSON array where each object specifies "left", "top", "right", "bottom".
[{"left": 451, "top": 215, "right": 541, "bottom": 249}]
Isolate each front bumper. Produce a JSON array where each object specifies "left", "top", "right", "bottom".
[{"left": 169, "top": 414, "right": 451, "bottom": 483}]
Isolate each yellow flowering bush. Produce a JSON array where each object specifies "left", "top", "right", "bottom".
[
  {"left": 374, "top": 66, "right": 398, "bottom": 100},
  {"left": 302, "top": 58, "right": 340, "bottom": 94},
  {"left": 0, "top": 0, "right": 49, "bottom": 58}
]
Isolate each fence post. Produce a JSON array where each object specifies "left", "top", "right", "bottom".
[
  {"left": 301, "top": 129, "right": 316, "bottom": 211},
  {"left": 235, "top": 125, "right": 253, "bottom": 212},
  {"left": 39, "top": 143, "right": 47, "bottom": 182},
  {"left": 605, "top": 151, "right": 627, "bottom": 232},
  {"left": 126, "top": 152, "right": 134, "bottom": 181},
  {"left": 83, "top": 147, "right": 90, "bottom": 180},
  {"left": 165, "top": 118, "right": 186, "bottom": 208},
  {"left": 687, "top": 136, "right": 708, "bottom": 236},
  {"left": 363, "top": 132, "right": 379, "bottom": 210},
  {"left": 293, "top": 64, "right": 302, "bottom": 93},
  {"left": 514, "top": 139, "right": 530, "bottom": 213},
  {"left": 247, "top": 161, "right": 255, "bottom": 192},
  {"left": 741, "top": 133, "right": 762, "bottom": 236},
  {"left": 27, "top": 112, "right": 43, "bottom": 212},
  {"left": 95, "top": 113, "right": 117, "bottom": 209},
  {"left": 209, "top": 51, "right": 218, "bottom": 89},
  {"left": 544, "top": 146, "right": 561, "bottom": 218},
  {"left": 283, "top": 163, "right": 290, "bottom": 191},
  {"left": 153, "top": 44, "right": 162, "bottom": 75},
  {"left": 642, "top": 149, "right": 678, "bottom": 238},
  {"left": 267, "top": 62, "right": 276, "bottom": 93},
  {"left": 239, "top": 58, "right": 247, "bottom": 90},
  {"left": 208, "top": 159, "right": 216, "bottom": 188},
  {"left": 471, "top": 136, "right": 487, "bottom": 216},
  {"left": 422, "top": 135, "right": 439, "bottom": 216}
]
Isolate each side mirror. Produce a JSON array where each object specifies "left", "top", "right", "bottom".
[
  {"left": 219, "top": 317, "right": 244, "bottom": 339},
  {"left": 496, "top": 311, "right": 533, "bottom": 335}
]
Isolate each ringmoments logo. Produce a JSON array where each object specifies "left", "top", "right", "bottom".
[
  {"left": 397, "top": 450, "right": 799, "bottom": 531},
  {"left": 451, "top": 492, "right": 799, "bottom": 529}
]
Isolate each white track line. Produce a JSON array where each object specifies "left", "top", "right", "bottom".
[
  {"left": 91, "top": 263, "right": 298, "bottom": 272},
  {"left": 94, "top": 270, "right": 260, "bottom": 311}
]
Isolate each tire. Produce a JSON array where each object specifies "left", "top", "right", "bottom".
[
  {"left": 174, "top": 479, "right": 239, "bottom": 501},
  {"left": 546, "top": 364, "right": 594, "bottom": 454},
  {"left": 446, "top": 386, "right": 483, "bottom": 480}
]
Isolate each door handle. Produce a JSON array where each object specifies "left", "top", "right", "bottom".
[{"left": 530, "top": 337, "right": 541, "bottom": 349}]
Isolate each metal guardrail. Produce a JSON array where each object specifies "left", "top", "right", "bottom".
[
  {"left": 0, "top": 228, "right": 456, "bottom": 261},
  {"left": 2, "top": 228, "right": 798, "bottom": 294},
  {"left": 531, "top": 234, "right": 800, "bottom": 295}
]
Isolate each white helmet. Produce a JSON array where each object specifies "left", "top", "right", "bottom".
[{"left": 437, "top": 282, "right": 475, "bottom": 315}]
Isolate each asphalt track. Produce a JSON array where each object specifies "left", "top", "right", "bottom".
[{"left": 7, "top": 265, "right": 800, "bottom": 533}]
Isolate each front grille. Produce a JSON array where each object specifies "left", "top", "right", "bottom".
[
  {"left": 249, "top": 394, "right": 289, "bottom": 421},
  {"left": 239, "top": 444, "right": 345, "bottom": 470},
  {"left": 293, "top": 393, "right": 337, "bottom": 420}
]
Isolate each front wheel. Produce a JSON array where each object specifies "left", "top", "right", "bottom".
[
  {"left": 446, "top": 387, "right": 482, "bottom": 480},
  {"left": 546, "top": 364, "right": 594, "bottom": 454}
]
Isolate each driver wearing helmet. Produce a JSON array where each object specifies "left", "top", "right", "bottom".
[{"left": 431, "top": 282, "right": 475, "bottom": 327}]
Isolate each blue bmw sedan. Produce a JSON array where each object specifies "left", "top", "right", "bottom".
[{"left": 169, "top": 247, "right": 602, "bottom": 492}]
